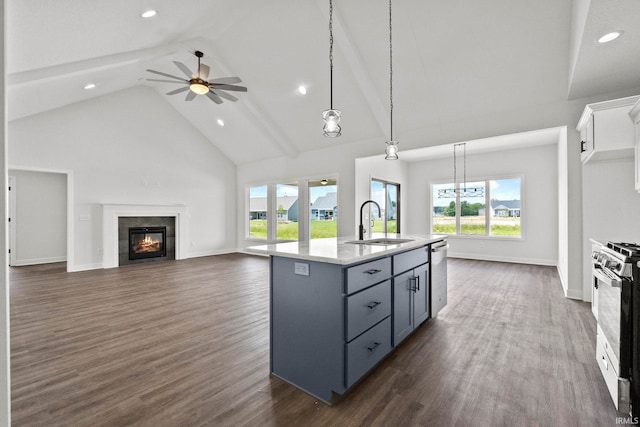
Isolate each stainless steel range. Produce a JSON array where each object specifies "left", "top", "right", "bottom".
[{"left": 592, "top": 242, "right": 640, "bottom": 416}]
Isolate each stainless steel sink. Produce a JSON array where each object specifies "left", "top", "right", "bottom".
[{"left": 344, "top": 238, "right": 414, "bottom": 246}]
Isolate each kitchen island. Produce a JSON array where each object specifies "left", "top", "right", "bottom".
[{"left": 247, "top": 234, "right": 447, "bottom": 404}]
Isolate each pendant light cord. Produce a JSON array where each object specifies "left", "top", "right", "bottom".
[
  {"left": 389, "top": 0, "right": 393, "bottom": 141},
  {"left": 329, "top": 0, "right": 334, "bottom": 109}
]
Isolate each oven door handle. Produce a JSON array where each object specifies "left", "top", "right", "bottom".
[{"left": 592, "top": 267, "right": 622, "bottom": 288}]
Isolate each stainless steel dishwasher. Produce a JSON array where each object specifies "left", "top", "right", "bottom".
[{"left": 431, "top": 241, "right": 448, "bottom": 316}]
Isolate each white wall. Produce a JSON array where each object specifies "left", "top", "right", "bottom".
[
  {"left": 405, "top": 143, "right": 559, "bottom": 265},
  {"left": 582, "top": 157, "right": 640, "bottom": 299},
  {"left": 1, "top": 1, "right": 9, "bottom": 424},
  {"left": 9, "top": 170, "right": 66, "bottom": 266},
  {"left": 9, "top": 85, "right": 237, "bottom": 271},
  {"left": 557, "top": 128, "right": 570, "bottom": 294}
]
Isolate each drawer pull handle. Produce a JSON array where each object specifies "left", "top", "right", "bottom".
[
  {"left": 367, "top": 342, "right": 381, "bottom": 352},
  {"left": 363, "top": 269, "right": 382, "bottom": 275},
  {"left": 366, "top": 301, "right": 382, "bottom": 309}
]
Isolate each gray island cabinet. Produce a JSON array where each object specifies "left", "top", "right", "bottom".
[{"left": 248, "top": 235, "right": 447, "bottom": 404}]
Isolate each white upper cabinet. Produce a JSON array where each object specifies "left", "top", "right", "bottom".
[
  {"left": 577, "top": 95, "right": 640, "bottom": 163},
  {"left": 629, "top": 98, "right": 640, "bottom": 192}
]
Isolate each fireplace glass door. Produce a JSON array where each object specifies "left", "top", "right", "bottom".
[{"left": 129, "top": 227, "right": 167, "bottom": 260}]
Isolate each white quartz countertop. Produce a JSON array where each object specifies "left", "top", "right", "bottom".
[{"left": 245, "top": 234, "right": 447, "bottom": 265}]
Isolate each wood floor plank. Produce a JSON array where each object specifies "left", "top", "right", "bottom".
[{"left": 10, "top": 255, "right": 619, "bottom": 426}]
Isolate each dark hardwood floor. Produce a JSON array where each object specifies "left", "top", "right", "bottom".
[{"left": 10, "top": 255, "right": 619, "bottom": 426}]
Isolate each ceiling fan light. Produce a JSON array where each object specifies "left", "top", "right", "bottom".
[
  {"left": 323, "top": 109, "right": 342, "bottom": 137},
  {"left": 385, "top": 141, "right": 399, "bottom": 160},
  {"left": 189, "top": 82, "right": 209, "bottom": 95}
]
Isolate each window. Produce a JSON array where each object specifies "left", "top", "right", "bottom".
[
  {"left": 248, "top": 185, "right": 268, "bottom": 239},
  {"left": 309, "top": 179, "right": 338, "bottom": 239},
  {"left": 246, "top": 178, "right": 339, "bottom": 241},
  {"left": 371, "top": 179, "right": 400, "bottom": 234},
  {"left": 276, "top": 183, "right": 298, "bottom": 240},
  {"left": 432, "top": 177, "right": 521, "bottom": 238}
]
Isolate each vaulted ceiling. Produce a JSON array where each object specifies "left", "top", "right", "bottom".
[{"left": 7, "top": 0, "right": 640, "bottom": 165}]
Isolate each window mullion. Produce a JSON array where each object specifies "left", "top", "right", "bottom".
[
  {"left": 485, "top": 179, "right": 490, "bottom": 235},
  {"left": 455, "top": 183, "right": 461, "bottom": 234}
]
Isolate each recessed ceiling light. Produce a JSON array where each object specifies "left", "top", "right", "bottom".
[
  {"left": 217, "top": 119, "right": 225, "bottom": 127},
  {"left": 298, "top": 85, "right": 307, "bottom": 95},
  {"left": 84, "top": 83, "right": 96, "bottom": 90},
  {"left": 598, "top": 31, "right": 623, "bottom": 44},
  {"left": 141, "top": 10, "right": 157, "bottom": 18}
]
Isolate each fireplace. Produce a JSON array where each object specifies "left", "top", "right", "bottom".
[{"left": 128, "top": 227, "right": 167, "bottom": 260}]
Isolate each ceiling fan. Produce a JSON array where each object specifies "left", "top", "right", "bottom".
[{"left": 146, "top": 50, "right": 247, "bottom": 104}]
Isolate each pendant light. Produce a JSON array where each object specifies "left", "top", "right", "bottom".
[
  {"left": 453, "top": 142, "right": 484, "bottom": 197},
  {"left": 385, "top": 0, "right": 398, "bottom": 160},
  {"left": 323, "top": 0, "right": 342, "bottom": 137}
]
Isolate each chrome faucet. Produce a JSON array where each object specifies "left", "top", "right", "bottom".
[{"left": 359, "top": 200, "right": 381, "bottom": 240}]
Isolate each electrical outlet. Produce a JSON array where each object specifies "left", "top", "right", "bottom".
[{"left": 294, "top": 262, "right": 309, "bottom": 276}]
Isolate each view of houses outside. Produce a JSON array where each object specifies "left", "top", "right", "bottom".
[
  {"left": 432, "top": 177, "right": 521, "bottom": 237},
  {"left": 248, "top": 182, "right": 338, "bottom": 240},
  {"left": 370, "top": 180, "right": 399, "bottom": 234}
]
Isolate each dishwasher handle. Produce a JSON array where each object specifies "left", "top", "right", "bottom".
[{"left": 431, "top": 243, "right": 449, "bottom": 253}]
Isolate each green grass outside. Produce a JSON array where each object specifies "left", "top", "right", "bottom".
[
  {"left": 249, "top": 220, "right": 337, "bottom": 240},
  {"left": 432, "top": 222, "right": 521, "bottom": 236},
  {"left": 371, "top": 219, "right": 397, "bottom": 233}
]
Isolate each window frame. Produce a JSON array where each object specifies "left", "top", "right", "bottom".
[
  {"left": 430, "top": 174, "right": 523, "bottom": 240},
  {"left": 370, "top": 178, "right": 401, "bottom": 235},
  {"left": 245, "top": 176, "right": 339, "bottom": 243}
]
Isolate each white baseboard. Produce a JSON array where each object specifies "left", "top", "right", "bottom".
[
  {"left": 68, "top": 262, "right": 103, "bottom": 272},
  {"left": 186, "top": 249, "right": 236, "bottom": 259},
  {"left": 12, "top": 256, "right": 66, "bottom": 267},
  {"left": 447, "top": 251, "right": 556, "bottom": 266},
  {"left": 237, "top": 249, "right": 269, "bottom": 258}
]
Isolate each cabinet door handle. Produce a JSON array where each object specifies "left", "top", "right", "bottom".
[
  {"left": 367, "top": 342, "right": 381, "bottom": 352},
  {"left": 416, "top": 275, "right": 420, "bottom": 291},
  {"left": 409, "top": 276, "right": 416, "bottom": 292},
  {"left": 581, "top": 140, "right": 586, "bottom": 153},
  {"left": 363, "top": 269, "right": 381, "bottom": 275},
  {"left": 366, "top": 301, "right": 382, "bottom": 309}
]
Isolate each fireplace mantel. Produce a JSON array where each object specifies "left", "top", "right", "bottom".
[{"left": 102, "top": 204, "right": 188, "bottom": 268}]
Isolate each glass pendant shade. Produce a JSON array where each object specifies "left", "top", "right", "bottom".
[
  {"left": 189, "top": 82, "right": 209, "bottom": 95},
  {"left": 385, "top": 140, "right": 399, "bottom": 160},
  {"left": 323, "top": 109, "right": 342, "bottom": 137}
]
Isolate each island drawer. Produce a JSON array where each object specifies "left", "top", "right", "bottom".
[
  {"left": 345, "top": 317, "right": 391, "bottom": 387},
  {"left": 393, "top": 245, "right": 429, "bottom": 274},
  {"left": 346, "top": 280, "right": 391, "bottom": 341},
  {"left": 346, "top": 257, "right": 392, "bottom": 294}
]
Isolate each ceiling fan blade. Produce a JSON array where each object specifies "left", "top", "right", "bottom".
[
  {"left": 210, "top": 84, "right": 247, "bottom": 92},
  {"left": 173, "top": 61, "right": 195, "bottom": 78},
  {"left": 209, "top": 77, "right": 241, "bottom": 85},
  {"left": 211, "top": 89, "right": 238, "bottom": 102},
  {"left": 147, "top": 79, "right": 186, "bottom": 84},
  {"left": 185, "top": 91, "right": 197, "bottom": 101},
  {"left": 146, "top": 69, "right": 187, "bottom": 81},
  {"left": 206, "top": 91, "right": 224, "bottom": 104},
  {"left": 199, "top": 64, "right": 210, "bottom": 80},
  {"left": 166, "top": 86, "right": 190, "bottom": 96}
]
